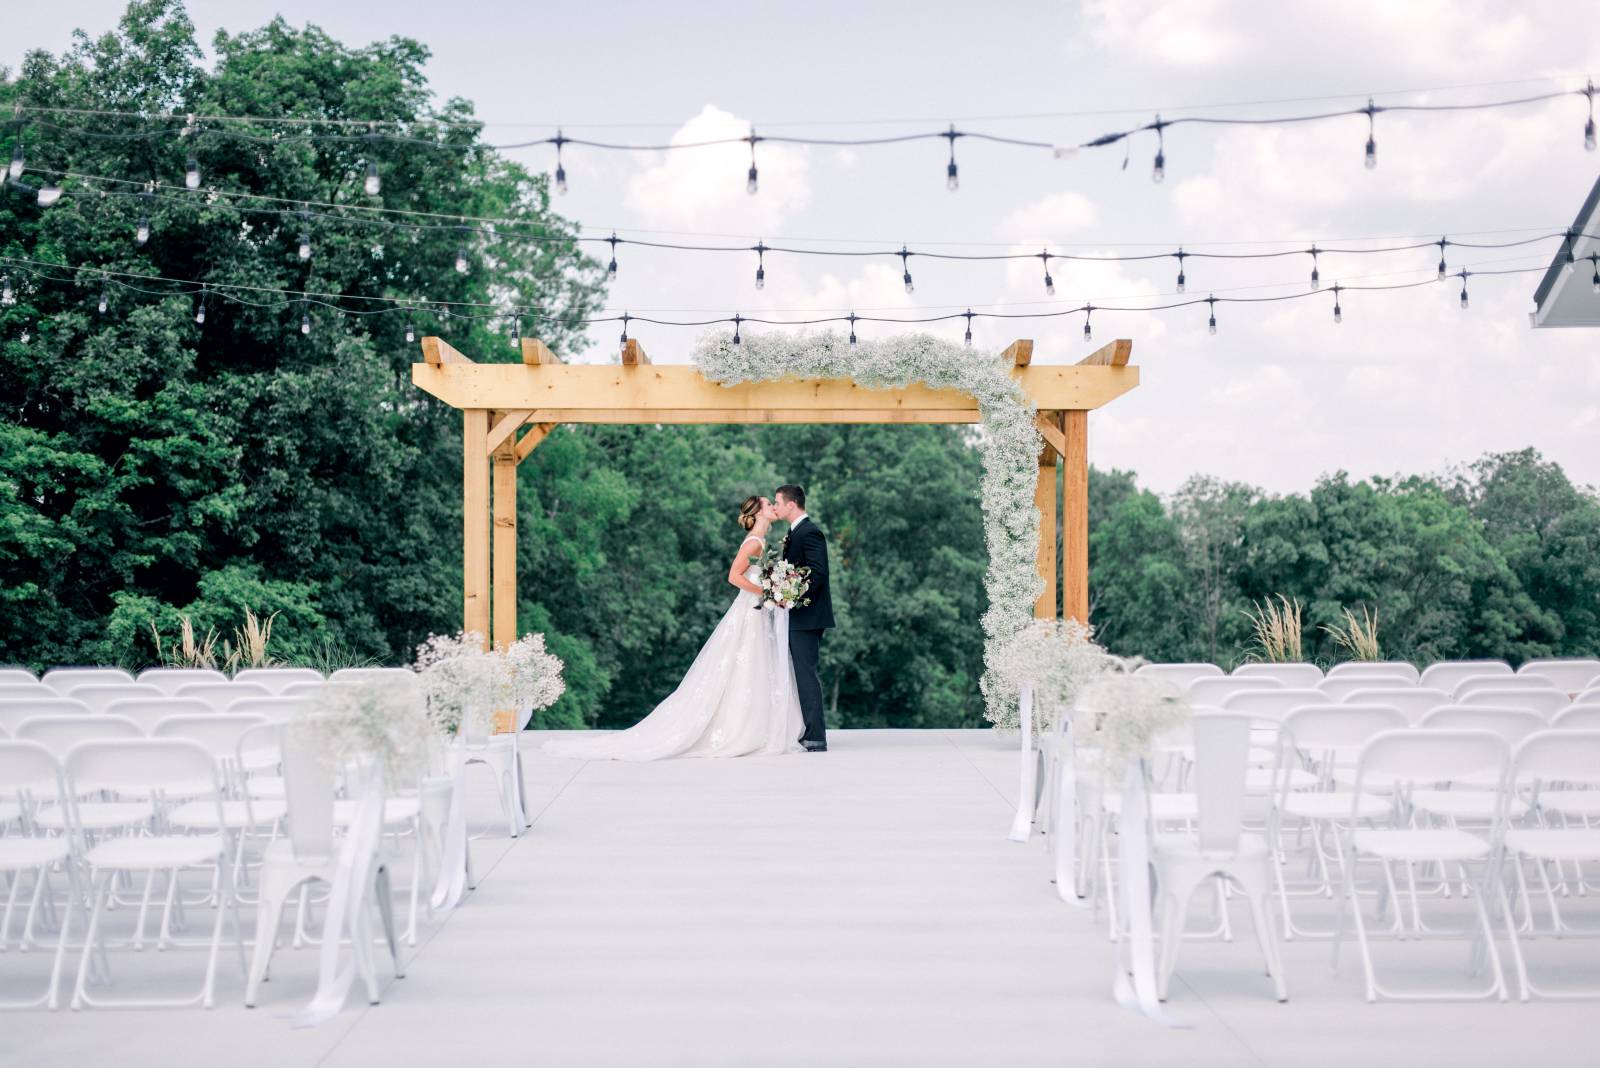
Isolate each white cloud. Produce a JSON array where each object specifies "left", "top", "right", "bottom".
[{"left": 1003, "top": 190, "right": 1099, "bottom": 242}]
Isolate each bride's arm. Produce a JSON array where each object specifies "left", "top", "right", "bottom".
[{"left": 727, "top": 537, "right": 764, "bottom": 595}]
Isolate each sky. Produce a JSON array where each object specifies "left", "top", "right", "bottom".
[{"left": 8, "top": 0, "right": 1600, "bottom": 494}]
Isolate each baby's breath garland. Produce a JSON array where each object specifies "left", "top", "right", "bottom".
[{"left": 695, "top": 330, "right": 1043, "bottom": 727}]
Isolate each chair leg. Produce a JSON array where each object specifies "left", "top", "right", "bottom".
[
  {"left": 374, "top": 867, "right": 404, "bottom": 979},
  {"left": 244, "top": 884, "right": 287, "bottom": 1007},
  {"left": 71, "top": 871, "right": 111, "bottom": 1011}
]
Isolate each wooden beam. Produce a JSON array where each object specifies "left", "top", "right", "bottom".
[
  {"left": 520, "top": 337, "right": 558, "bottom": 365},
  {"left": 1034, "top": 411, "right": 1068, "bottom": 460},
  {"left": 486, "top": 409, "right": 534, "bottom": 455},
  {"left": 1061, "top": 410, "right": 1089, "bottom": 624},
  {"left": 513, "top": 422, "right": 556, "bottom": 464},
  {"left": 1035, "top": 444, "right": 1058, "bottom": 620},
  {"left": 413, "top": 362, "right": 1138, "bottom": 414},
  {"left": 491, "top": 436, "right": 518, "bottom": 651},
  {"left": 1078, "top": 339, "right": 1132, "bottom": 367},
  {"left": 1003, "top": 339, "right": 1035, "bottom": 367},
  {"left": 421, "top": 336, "right": 473, "bottom": 367},
  {"left": 463, "top": 409, "right": 491, "bottom": 647},
  {"left": 621, "top": 339, "right": 650, "bottom": 366}
]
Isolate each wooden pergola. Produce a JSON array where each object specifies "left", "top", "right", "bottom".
[{"left": 411, "top": 336, "right": 1139, "bottom": 649}]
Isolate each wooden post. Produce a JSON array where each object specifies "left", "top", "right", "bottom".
[
  {"left": 463, "top": 409, "right": 491, "bottom": 647},
  {"left": 1062, "top": 410, "right": 1089, "bottom": 624},
  {"left": 1034, "top": 411, "right": 1060, "bottom": 620},
  {"left": 491, "top": 436, "right": 518, "bottom": 650}
]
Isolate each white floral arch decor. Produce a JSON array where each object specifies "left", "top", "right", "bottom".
[{"left": 695, "top": 329, "right": 1041, "bottom": 727}]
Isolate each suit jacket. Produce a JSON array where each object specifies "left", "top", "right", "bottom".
[{"left": 781, "top": 517, "right": 835, "bottom": 631}]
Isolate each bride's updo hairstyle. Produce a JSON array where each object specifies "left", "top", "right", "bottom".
[{"left": 737, "top": 495, "right": 763, "bottom": 532}]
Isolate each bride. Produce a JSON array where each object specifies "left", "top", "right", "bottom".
[{"left": 543, "top": 496, "right": 805, "bottom": 760}]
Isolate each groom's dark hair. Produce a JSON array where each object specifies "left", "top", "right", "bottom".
[{"left": 775, "top": 484, "right": 806, "bottom": 509}]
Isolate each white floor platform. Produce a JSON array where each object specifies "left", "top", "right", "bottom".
[{"left": 5, "top": 728, "right": 1596, "bottom": 1066}]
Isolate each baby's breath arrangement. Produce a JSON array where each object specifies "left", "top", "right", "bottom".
[
  {"left": 415, "top": 631, "right": 507, "bottom": 738},
  {"left": 989, "top": 617, "right": 1118, "bottom": 734},
  {"left": 503, "top": 632, "right": 567, "bottom": 714},
  {"left": 299, "top": 675, "right": 434, "bottom": 780},
  {"left": 1074, "top": 670, "right": 1192, "bottom": 772}
]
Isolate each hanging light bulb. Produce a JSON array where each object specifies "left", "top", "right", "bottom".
[
  {"left": 754, "top": 242, "right": 767, "bottom": 291},
  {"left": 1332, "top": 285, "right": 1342, "bottom": 324},
  {"left": 1041, "top": 252, "right": 1055, "bottom": 296},
  {"left": 1586, "top": 82, "right": 1597, "bottom": 151},
  {"left": 746, "top": 129, "right": 759, "bottom": 194},
  {"left": 1309, "top": 247, "right": 1320, "bottom": 291},
  {"left": 300, "top": 307, "right": 312, "bottom": 335},
  {"left": 755, "top": 264, "right": 765, "bottom": 290},
  {"left": 97, "top": 280, "right": 108, "bottom": 314},
  {"left": 606, "top": 233, "right": 619, "bottom": 281},
  {"left": 455, "top": 246, "right": 469, "bottom": 274},
  {"left": 1151, "top": 116, "right": 1166, "bottom": 183},
  {"left": 1082, "top": 305, "right": 1093, "bottom": 342},
  {"left": 298, "top": 229, "right": 312, "bottom": 262},
  {"left": 963, "top": 310, "right": 974, "bottom": 347},
  {"left": 619, "top": 313, "right": 630, "bottom": 349},
  {"left": 848, "top": 313, "right": 858, "bottom": 348},
  {"left": 1364, "top": 99, "right": 1378, "bottom": 169},
  {"left": 732, "top": 314, "right": 743, "bottom": 345},
  {"left": 194, "top": 288, "right": 207, "bottom": 325},
  {"left": 185, "top": 154, "right": 200, "bottom": 190},
  {"left": 1, "top": 274, "right": 13, "bottom": 306},
  {"left": 1207, "top": 295, "right": 1218, "bottom": 335},
  {"left": 1459, "top": 272, "right": 1470, "bottom": 309},
  {"left": 136, "top": 215, "right": 150, "bottom": 245},
  {"left": 1175, "top": 249, "right": 1187, "bottom": 293},
  {"left": 900, "top": 247, "right": 914, "bottom": 294},
  {"left": 1591, "top": 256, "right": 1600, "bottom": 294},
  {"left": 7, "top": 137, "right": 22, "bottom": 179},
  {"left": 405, "top": 317, "right": 416, "bottom": 344},
  {"left": 363, "top": 159, "right": 381, "bottom": 197},
  {"left": 553, "top": 130, "right": 569, "bottom": 194},
  {"left": 510, "top": 314, "right": 521, "bottom": 350},
  {"left": 945, "top": 125, "right": 960, "bottom": 191},
  {"left": 1563, "top": 229, "right": 1578, "bottom": 267},
  {"left": 1437, "top": 238, "right": 1449, "bottom": 279},
  {"left": 36, "top": 180, "right": 62, "bottom": 206}
]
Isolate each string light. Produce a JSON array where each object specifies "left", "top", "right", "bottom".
[
  {"left": 963, "top": 309, "right": 974, "bottom": 346},
  {"left": 900, "top": 247, "right": 914, "bottom": 294},
  {"left": 1586, "top": 80, "right": 1597, "bottom": 151},
  {"left": 1309, "top": 246, "right": 1321, "bottom": 291},
  {"left": 405, "top": 315, "right": 416, "bottom": 343},
  {"left": 194, "top": 286, "right": 207, "bottom": 324},
  {"left": 732, "top": 313, "right": 743, "bottom": 345},
  {"left": 1151, "top": 115, "right": 1166, "bottom": 182},
  {"left": 1437, "top": 237, "right": 1449, "bottom": 279},
  {"left": 1591, "top": 253, "right": 1600, "bottom": 294},
  {"left": 135, "top": 191, "right": 151, "bottom": 246},
  {"left": 1364, "top": 98, "right": 1379, "bottom": 169},
  {"left": 552, "top": 130, "right": 568, "bottom": 194},
  {"left": 184, "top": 154, "right": 200, "bottom": 190},
  {"left": 454, "top": 236, "right": 469, "bottom": 274},
  {"left": 300, "top": 302, "right": 312, "bottom": 334},
  {"left": 1, "top": 274, "right": 13, "bottom": 305},
  {"left": 298, "top": 213, "right": 312, "bottom": 261},
  {"left": 1562, "top": 228, "right": 1578, "bottom": 266},
  {"left": 1175, "top": 248, "right": 1187, "bottom": 293},
  {"left": 754, "top": 241, "right": 767, "bottom": 291},
  {"left": 1040, "top": 251, "right": 1055, "bottom": 296},
  {"left": 619, "top": 311, "right": 630, "bottom": 349},
  {"left": 944, "top": 125, "right": 960, "bottom": 191},
  {"left": 36, "top": 180, "right": 62, "bottom": 206},
  {"left": 1207, "top": 294, "right": 1218, "bottom": 334},
  {"left": 97, "top": 278, "right": 108, "bottom": 314},
  {"left": 1082, "top": 304, "right": 1093, "bottom": 341},
  {"left": 510, "top": 313, "right": 521, "bottom": 350},
  {"left": 364, "top": 159, "right": 381, "bottom": 197},
  {"left": 847, "top": 311, "right": 858, "bottom": 347},
  {"left": 1331, "top": 283, "right": 1343, "bottom": 323},
  {"left": 606, "top": 233, "right": 619, "bottom": 281},
  {"left": 1459, "top": 270, "right": 1470, "bottom": 309},
  {"left": 745, "top": 128, "right": 759, "bottom": 195}
]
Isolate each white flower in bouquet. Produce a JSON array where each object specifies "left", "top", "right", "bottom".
[
  {"left": 299, "top": 674, "right": 434, "bottom": 780},
  {"left": 989, "top": 617, "right": 1117, "bottom": 735},
  {"left": 414, "top": 631, "right": 508, "bottom": 738},
  {"left": 1074, "top": 670, "right": 1192, "bottom": 772},
  {"left": 503, "top": 632, "right": 566, "bottom": 713},
  {"left": 758, "top": 551, "right": 811, "bottom": 610}
]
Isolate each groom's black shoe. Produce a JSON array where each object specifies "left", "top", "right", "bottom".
[{"left": 803, "top": 741, "right": 828, "bottom": 752}]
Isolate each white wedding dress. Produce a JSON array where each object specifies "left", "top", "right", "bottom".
[{"left": 543, "top": 535, "right": 805, "bottom": 761}]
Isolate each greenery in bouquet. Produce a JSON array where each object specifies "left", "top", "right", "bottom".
[{"left": 758, "top": 550, "right": 812, "bottom": 610}]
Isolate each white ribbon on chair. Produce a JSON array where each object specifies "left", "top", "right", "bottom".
[
  {"left": 1111, "top": 758, "right": 1186, "bottom": 1028},
  {"left": 294, "top": 763, "right": 385, "bottom": 1028},
  {"left": 1048, "top": 714, "right": 1087, "bottom": 907},
  {"left": 1007, "top": 685, "right": 1037, "bottom": 842},
  {"left": 429, "top": 756, "right": 469, "bottom": 912}
]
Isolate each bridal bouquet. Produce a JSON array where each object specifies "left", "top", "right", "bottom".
[{"left": 757, "top": 551, "right": 811, "bottom": 611}]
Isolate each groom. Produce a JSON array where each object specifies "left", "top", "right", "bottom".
[{"left": 775, "top": 485, "right": 834, "bottom": 752}]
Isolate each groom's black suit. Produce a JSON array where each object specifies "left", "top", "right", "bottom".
[{"left": 781, "top": 516, "right": 834, "bottom": 748}]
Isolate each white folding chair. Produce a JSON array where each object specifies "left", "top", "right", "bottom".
[
  {"left": 1325, "top": 661, "right": 1420, "bottom": 684},
  {"left": 63, "top": 683, "right": 166, "bottom": 715},
  {"left": 0, "top": 697, "right": 93, "bottom": 735},
  {"left": 103, "top": 696, "right": 212, "bottom": 734},
  {"left": 1332, "top": 729, "right": 1511, "bottom": 1002},
  {"left": 16, "top": 715, "right": 153, "bottom": 840},
  {"left": 1188, "top": 676, "right": 1284, "bottom": 706},
  {"left": 1340, "top": 687, "right": 1452, "bottom": 724},
  {"left": 136, "top": 668, "right": 229, "bottom": 695},
  {"left": 244, "top": 724, "right": 403, "bottom": 1008},
  {"left": 1457, "top": 688, "right": 1569, "bottom": 719},
  {"left": 232, "top": 668, "right": 325, "bottom": 694},
  {"left": 1134, "top": 663, "right": 1223, "bottom": 690},
  {"left": 1516, "top": 659, "right": 1600, "bottom": 696},
  {"left": 1153, "top": 712, "right": 1287, "bottom": 1002},
  {"left": 1318, "top": 676, "right": 1415, "bottom": 702},
  {"left": 65, "top": 739, "right": 247, "bottom": 1009},
  {"left": 1498, "top": 730, "right": 1600, "bottom": 999},
  {"left": 1419, "top": 660, "right": 1511, "bottom": 694},
  {"left": 1454, "top": 674, "right": 1557, "bottom": 700},
  {"left": 1412, "top": 707, "right": 1544, "bottom": 824},
  {"left": 1231, "top": 663, "right": 1323, "bottom": 688},
  {"left": 173, "top": 681, "right": 274, "bottom": 712},
  {"left": 40, "top": 668, "right": 135, "bottom": 693},
  {"left": 0, "top": 741, "right": 81, "bottom": 1010}
]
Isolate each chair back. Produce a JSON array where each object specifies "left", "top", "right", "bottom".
[
  {"left": 103, "top": 697, "right": 212, "bottom": 734},
  {"left": 1189, "top": 712, "right": 1254, "bottom": 853},
  {"left": 1422, "top": 705, "right": 1548, "bottom": 743},
  {"left": 232, "top": 668, "right": 325, "bottom": 694},
  {"left": 1340, "top": 686, "right": 1451, "bottom": 723},
  {"left": 1221, "top": 687, "right": 1325, "bottom": 719},
  {"left": 329, "top": 667, "right": 414, "bottom": 684},
  {"left": 0, "top": 667, "right": 39, "bottom": 686},
  {"left": 1552, "top": 705, "right": 1600, "bottom": 730},
  {"left": 1456, "top": 687, "right": 1569, "bottom": 719},
  {"left": 135, "top": 667, "right": 229, "bottom": 695},
  {"left": 1188, "top": 676, "right": 1283, "bottom": 705},
  {"left": 0, "top": 739, "right": 70, "bottom": 810},
  {"left": 1283, "top": 703, "right": 1408, "bottom": 757},
  {"left": 63, "top": 682, "right": 165, "bottom": 714},
  {"left": 1230, "top": 663, "right": 1323, "bottom": 687},
  {"left": 1419, "top": 659, "right": 1511, "bottom": 693},
  {"left": 17, "top": 714, "right": 143, "bottom": 755},
  {"left": 41, "top": 667, "right": 135, "bottom": 692},
  {"left": 1516, "top": 659, "right": 1600, "bottom": 695},
  {"left": 173, "top": 680, "right": 274, "bottom": 711},
  {"left": 1133, "top": 663, "right": 1223, "bottom": 690},
  {"left": 153, "top": 713, "right": 272, "bottom": 762},
  {"left": 64, "top": 739, "right": 220, "bottom": 807},
  {"left": 1512, "top": 730, "right": 1600, "bottom": 790},
  {"left": 1454, "top": 673, "right": 1556, "bottom": 699},
  {"left": 221, "top": 696, "right": 307, "bottom": 723},
  {"left": 1318, "top": 676, "right": 1414, "bottom": 701},
  {"left": 1325, "top": 661, "right": 1419, "bottom": 684},
  {"left": 280, "top": 723, "right": 336, "bottom": 862},
  {"left": 0, "top": 682, "right": 52, "bottom": 702},
  {"left": 0, "top": 697, "right": 93, "bottom": 734},
  {"left": 1353, "top": 729, "right": 1509, "bottom": 797},
  {"left": 278, "top": 681, "right": 327, "bottom": 699}
]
